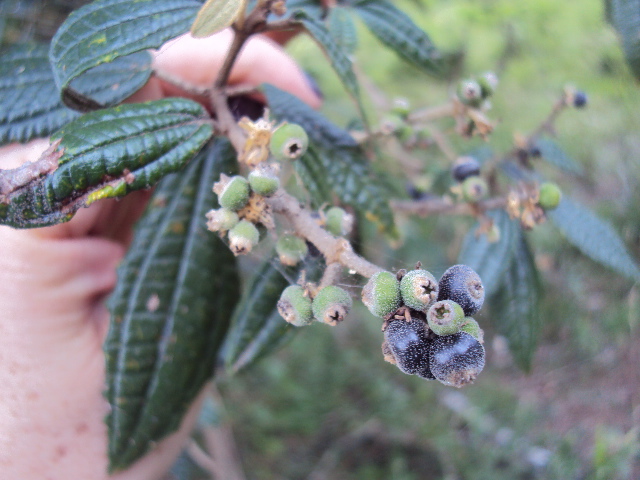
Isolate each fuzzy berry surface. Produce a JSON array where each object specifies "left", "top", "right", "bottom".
[
  {"left": 384, "top": 318, "right": 432, "bottom": 377},
  {"left": 429, "top": 332, "right": 485, "bottom": 388},
  {"left": 437, "top": 265, "right": 485, "bottom": 316}
]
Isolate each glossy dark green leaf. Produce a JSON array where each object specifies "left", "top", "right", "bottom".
[
  {"left": 49, "top": 0, "right": 200, "bottom": 110},
  {"left": 0, "top": 43, "right": 79, "bottom": 144},
  {"left": 104, "top": 139, "right": 239, "bottom": 471},
  {"left": 354, "top": 0, "right": 441, "bottom": 75},
  {"left": 0, "top": 99, "right": 213, "bottom": 228},
  {"left": 492, "top": 233, "right": 542, "bottom": 371},
  {"left": 609, "top": 0, "right": 640, "bottom": 80},
  {"left": 263, "top": 84, "right": 396, "bottom": 236},
  {"left": 534, "top": 136, "right": 584, "bottom": 175},
  {"left": 292, "top": 10, "right": 363, "bottom": 109},
  {"left": 548, "top": 196, "right": 640, "bottom": 281},
  {"left": 327, "top": 6, "right": 358, "bottom": 55},
  {"left": 458, "top": 210, "right": 519, "bottom": 297}
]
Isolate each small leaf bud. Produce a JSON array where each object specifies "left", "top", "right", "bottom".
[
  {"left": 361, "top": 271, "right": 401, "bottom": 318},
  {"left": 400, "top": 269, "right": 439, "bottom": 312},
  {"left": 228, "top": 219, "right": 260, "bottom": 256},
  {"left": 538, "top": 182, "right": 562, "bottom": 210},
  {"left": 325, "top": 206, "right": 354, "bottom": 237},
  {"left": 248, "top": 164, "right": 280, "bottom": 197},
  {"left": 214, "top": 175, "right": 250, "bottom": 211},
  {"left": 276, "top": 234, "right": 308, "bottom": 267},
  {"left": 429, "top": 332, "right": 485, "bottom": 387},
  {"left": 205, "top": 208, "right": 239, "bottom": 233},
  {"left": 269, "top": 122, "right": 309, "bottom": 160},
  {"left": 277, "top": 286, "right": 313, "bottom": 326},
  {"left": 427, "top": 299, "right": 464, "bottom": 336},
  {"left": 461, "top": 176, "right": 488, "bottom": 202},
  {"left": 312, "top": 286, "right": 352, "bottom": 326}
]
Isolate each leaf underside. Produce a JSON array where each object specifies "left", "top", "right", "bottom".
[
  {"left": 0, "top": 43, "right": 80, "bottom": 145},
  {"left": 191, "top": 0, "right": 246, "bottom": 38},
  {"left": 49, "top": 0, "right": 201, "bottom": 110},
  {"left": 548, "top": 196, "right": 640, "bottom": 281},
  {"left": 534, "top": 136, "right": 584, "bottom": 175},
  {"left": 105, "top": 139, "right": 239, "bottom": 472},
  {"left": 0, "top": 99, "right": 213, "bottom": 228}
]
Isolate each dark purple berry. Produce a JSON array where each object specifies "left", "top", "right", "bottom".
[
  {"left": 573, "top": 91, "right": 587, "bottom": 108},
  {"left": 384, "top": 319, "right": 431, "bottom": 376},
  {"left": 429, "top": 332, "right": 485, "bottom": 388},
  {"left": 452, "top": 156, "right": 480, "bottom": 182},
  {"left": 437, "top": 264, "right": 485, "bottom": 316},
  {"left": 529, "top": 145, "right": 542, "bottom": 158}
]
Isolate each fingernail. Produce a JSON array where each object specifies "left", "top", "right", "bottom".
[{"left": 304, "top": 71, "right": 323, "bottom": 101}]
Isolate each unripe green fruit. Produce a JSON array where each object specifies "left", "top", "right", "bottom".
[
  {"left": 228, "top": 219, "right": 259, "bottom": 255},
  {"left": 538, "top": 182, "right": 562, "bottom": 210},
  {"left": 276, "top": 234, "right": 308, "bottom": 267},
  {"left": 427, "top": 300, "right": 464, "bottom": 336},
  {"left": 312, "top": 286, "right": 352, "bottom": 325},
  {"left": 217, "top": 175, "right": 250, "bottom": 211},
  {"left": 429, "top": 332, "right": 485, "bottom": 388},
  {"left": 269, "top": 123, "right": 309, "bottom": 160},
  {"left": 325, "top": 206, "right": 353, "bottom": 237},
  {"left": 205, "top": 208, "right": 239, "bottom": 233},
  {"left": 478, "top": 71, "right": 498, "bottom": 99},
  {"left": 390, "top": 97, "right": 411, "bottom": 117},
  {"left": 362, "top": 271, "right": 401, "bottom": 318},
  {"left": 460, "top": 317, "right": 484, "bottom": 343},
  {"left": 461, "top": 176, "right": 488, "bottom": 202},
  {"left": 277, "top": 286, "right": 313, "bottom": 327},
  {"left": 400, "top": 269, "right": 439, "bottom": 312},
  {"left": 457, "top": 79, "right": 483, "bottom": 107},
  {"left": 437, "top": 264, "right": 485, "bottom": 316},
  {"left": 248, "top": 167, "right": 280, "bottom": 197}
]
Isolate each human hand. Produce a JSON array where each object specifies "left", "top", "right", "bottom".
[{"left": 0, "top": 30, "right": 321, "bottom": 480}]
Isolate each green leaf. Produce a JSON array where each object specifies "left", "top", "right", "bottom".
[
  {"left": 49, "top": 0, "right": 201, "bottom": 110},
  {"left": 294, "top": 145, "right": 334, "bottom": 206},
  {"left": 0, "top": 99, "right": 213, "bottom": 228},
  {"left": 104, "top": 139, "right": 239, "bottom": 472},
  {"left": 191, "top": 0, "right": 246, "bottom": 38},
  {"left": 354, "top": 0, "right": 441, "bottom": 75},
  {"left": 327, "top": 6, "right": 358, "bottom": 55},
  {"left": 534, "top": 136, "right": 584, "bottom": 175},
  {"left": 609, "top": 0, "right": 640, "bottom": 80},
  {"left": 548, "top": 196, "right": 640, "bottom": 281},
  {"left": 0, "top": 43, "right": 79, "bottom": 145},
  {"left": 263, "top": 84, "right": 396, "bottom": 236},
  {"left": 292, "top": 10, "right": 363, "bottom": 111},
  {"left": 492, "top": 233, "right": 542, "bottom": 371},
  {"left": 458, "top": 210, "right": 519, "bottom": 297}
]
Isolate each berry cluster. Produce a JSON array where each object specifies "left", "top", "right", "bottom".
[
  {"left": 365, "top": 264, "right": 486, "bottom": 388},
  {"left": 451, "top": 155, "right": 488, "bottom": 203}
]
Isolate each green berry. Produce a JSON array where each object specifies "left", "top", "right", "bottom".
[
  {"left": 228, "top": 220, "right": 259, "bottom": 256},
  {"left": 325, "top": 206, "right": 353, "bottom": 237},
  {"left": 215, "top": 175, "right": 250, "bottom": 211},
  {"left": 205, "top": 208, "right": 239, "bottom": 233},
  {"left": 269, "top": 123, "right": 309, "bottom": 161},
  {"left": 312, "top": 286, "right": 352, "bottom": 326},
  {"left": 478, "top": 71, "right": 498, "bottom": 98},
  {"left": 538, "top": 182, "right": 562, "bottom": 210},
  {"left": 427, "top": 300, "right": 464, "bottom": 336},
  {"left": 457, "top": 79, "right": 482, "bottom": 107},
  {"left": 277, "top": 286, "right": 313, "bottom": 327},
  {"left": 276, "top": 234, "right": 308, "bottom": 267},
  {"left": 429, "top": 332, "right": 485, "bottom": 388},
  {"left": 400, "top": 269, "right": 439, "bottom": 312},
  {"left": 460, "top": 317, "right": 484, "bottom": 343},
  {"left": 248, "top": 166, "right": 280, "bottom": 197},
  {"left": 461, "top": 176, "right": 488, "bottom": 202},
  {"left": 390, "top": 97, "right": 411, "bottom": 117},
  {"left": 361, "top": 271, "right": 401, "bottom": 318},
  {"left": 437, "top": 264, "right": 485, "bottom": 316}
]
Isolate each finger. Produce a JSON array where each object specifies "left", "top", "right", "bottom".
[{"left": 152, "top": 31, "right": 322, "bottom": 108}]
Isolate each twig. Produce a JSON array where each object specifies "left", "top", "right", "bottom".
[
  {"left": 407, "top": 102, "right": 455, "bottom": 124},
  {"left": 319, "top": 262, "right": 343, "bottom": 288},
  {"left": 391, "top": 195, "right": 508, "bottom": 217},
  {"left": 153, "top": 69, "right": 210, "bottom": 97},
  {"left": 0, "top": 139, "right": 62, "bottom": 199}
]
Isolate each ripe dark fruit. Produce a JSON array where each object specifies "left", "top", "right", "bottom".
[
  {"left": 452, "top": 156, "right": 480, "bottom": 183},
  {"left": 384, "top": 318, "right": 431, "bottom": 377},
  {"left": 437, "top": 264, "right": 485, "bottom": 316},
  {"left": 573, "top": 90, "right": 587, "bottom": 108},
  {"left": 429, "top": 332, "right": 485, "bottom": 388}
]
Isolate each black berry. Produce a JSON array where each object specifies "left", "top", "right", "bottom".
[
  {"left": 384, "top": 319, "right": 431, "bottom": 376},
  {"left": 437, "top": 265, "right": 485, "bottom": 316},
  {"left": 573, "top": 91, "right": 587, "bottom": 108},
  {"left": 452, "top": 156, "right": 480, "bottom": 182},
  {"left": 429, "top": 332, "right": 485, "bottom": 387}
]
